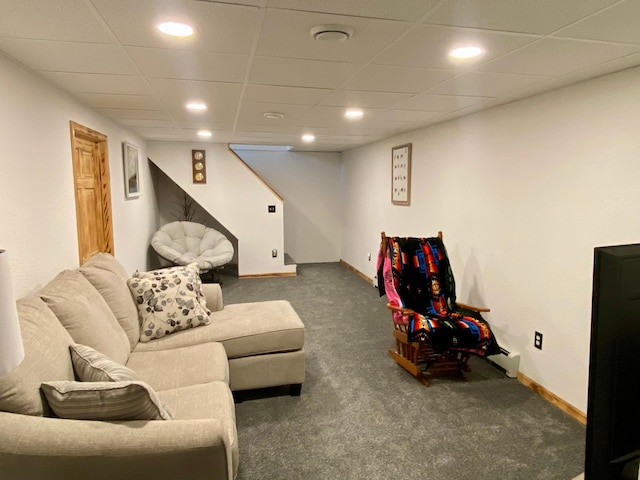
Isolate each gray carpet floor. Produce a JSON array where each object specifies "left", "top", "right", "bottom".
[{"left": 220, "top": 263, "right": 585, "bottom": 480}]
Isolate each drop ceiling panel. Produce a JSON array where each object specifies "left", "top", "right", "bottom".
[
  {"left": 148, "top": 78, "right": 243, "bottom": 101},
  {"left": 237, "top": 103, "right": 312, "bottom": 126},
  {"left": 0, "top": 0, "right": 114, "bottom": 43},
  {"left": 265, "top": 0, "right": 439, "bottom": 21},
  {"left": 117, "top": 119, "right": 178, "bottom": 129},
  {"left": 92, "top": 0, "right": 259, "bottom": 53},
  {"left": 249, "top": 56, "right": 362, "bottom": 88},
  {"left": 319, "top": 90, "right": 413, "bottom": 108},
  {"left": 257, "top": 9, "right": 410, "bottom": 63},
  {"left": 392, "top": 93, "right": 488, "bottom": 112},
  {"left": 41, "top": 72, "right": 152, "bottom": 95},
  {"left": 430, "top": 72, "right": 549, "bottom": 97},
  {"left": 127, "top": 47, "right": 249, "bottom": 82},
  {"left": 555, "top": 1, "right": 640, "bottom": 45},
  {"left": 161, "top": 96, "right": 239, "bottom": 123},
  {"left": 480, "top": 38, "right": 640, "bottom": 77},
  {"left": 342, "top": 65, "right": 455, "bottom": 93},
  {"left": 424, "top": 0, "right": 619, "bottom": 35},
  {"left": 243, "top": 85, "right": 331, "bottom": 105},
  {"left": 95, "top": 109, "right": 170, "bottom": 120},
  {"left": 0, "top": 39, "right": 137, "bottom": 74},
  {"left": 374, "top": 25, "right": 539, "bottom": 69},
  {"left": 77, "top": 93, "right": 163, "bottom": 110}
]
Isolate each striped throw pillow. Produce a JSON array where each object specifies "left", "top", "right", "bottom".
[
  {"left": 41, "top": 381, "right": 173, "bottom": 421},
  {"left": 70, "top": 344, "right": 139, "bottom": 383}
]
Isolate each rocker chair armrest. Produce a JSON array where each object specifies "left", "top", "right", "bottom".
[
  {"left": 456, "top": 302, "right": 490, "bottom": 313},
  {"left": 386, "top": 303, "right": 415, "bottom": 315}
]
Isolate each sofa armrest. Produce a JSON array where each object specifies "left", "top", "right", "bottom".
[
  {"left": 202, "top": 283, "right": 224, "bottom": 312},
  {"left": 0, "top": 411, "right": 233, "bottom": 480}
]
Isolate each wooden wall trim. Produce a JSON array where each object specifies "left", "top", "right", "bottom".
[
  {"left": 517, "top": 372, "right": 586, "bottom": 425},
  {"left": 340, "top": 259, "right": 374, "bottom": 286},
  {"left": 239, "top": 272, "right": 296, "bottom": 279},
  {"left": 227, "top": 146, "right": 284, "bottom": 202}
]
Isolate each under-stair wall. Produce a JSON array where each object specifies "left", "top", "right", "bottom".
[{"left": 147, "top": 141, "right": 295, "bottom": 277}]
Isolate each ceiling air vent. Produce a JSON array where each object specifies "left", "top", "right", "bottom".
[{"left": 310, "top": 25, "right": 353, "bottom": 43}]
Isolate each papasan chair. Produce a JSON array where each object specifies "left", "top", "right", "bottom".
[{"left": 151, "top": 221, "right": 234, "bottom": 282}]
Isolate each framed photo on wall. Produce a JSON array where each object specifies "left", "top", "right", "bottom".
[
  {"left": 391, "top": 143, "right": 411, "bottom": 205},
  {"left": 123, "top": 142, "right": 141, "bottom": 198}
]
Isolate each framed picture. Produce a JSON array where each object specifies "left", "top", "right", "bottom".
[
  {"left": 123, "top": 142, "right": 141, "bottom": 198},
  {"left": 391, "top": 143, "right": 411, "bottom": 205}
]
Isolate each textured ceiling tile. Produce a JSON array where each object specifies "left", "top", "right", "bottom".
[
  {"left": 319, "top": 90, "right": 413, "bottom": 109},
  {"left": 392, "top": 93, "right": 488, "bottom": 112},
  {"left": 92, "top": 0, "right": 259, "bottom": 53},
  {"left": 77, "top": 93, "right": 162, "bottom": 110},
  {"left": 424, "top": 0, "right": 619, "bottom": 35},
  {"left": 342, "top": 65, "right": 455, "bottom": 93},
  {"left": 250, "top": 56, "right": 361, "bottom": 89},
  {"left": 430, "top": 72, "right": 549, "bottom": 97},
  {"left": 265, "top": 0, "right": 439, "bottom": 21},
  {"left": 41, "top": 73, "right": 151, "bottom": 95},
  {"left": 244, "top": 85, "right": 332, "bottom": 105},
  {"left": 555, "top": 1, "right": 640, "bottom": 45}
]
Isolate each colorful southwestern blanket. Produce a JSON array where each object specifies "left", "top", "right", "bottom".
[{"left": 377, "top": 235, "right": 501, "bottom": 357}]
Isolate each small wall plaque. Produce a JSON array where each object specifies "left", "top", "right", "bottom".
[
  {"left": 192, "top": 150, "right": 206, "bottom": 184},
  {"left": 391, "top": 143, "right": 411, "bottom": 205}
]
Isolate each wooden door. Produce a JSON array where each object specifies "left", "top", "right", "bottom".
[{"left": 69, "top": 121, "right": 114, "bottom": 265}]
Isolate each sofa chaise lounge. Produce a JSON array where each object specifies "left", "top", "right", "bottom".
[{"left": 0, "top": 253, "right": 305, "bottom": 480}]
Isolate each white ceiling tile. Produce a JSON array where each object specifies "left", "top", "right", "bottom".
[
  {"left": 265, "top": 0, "right": 439, "bottom": 21},
  {"left": 320, "top": 90, "right": 413, "bottom": 108},
  {"left": 127, "top": 47, "right": 249, "bottom": 82},
  {"left": 0, "top": 0, "right": 114, "bottom": 43},
  {"left": 244, "top": 85, "right": 331, "bottom": 105},
  {"left": 237, "top": 103, "right": 312, "bottom": 126},
  {"left": 160, "top": 95, "right": 239, "bottom": 123},
  {"left": 342, "top": 65, "right": 455, "bottom": 93},
  {"left": 555, "top": 1, "right": 640, "bottom": 45},
  {"left": 377, "top": 110, "right": 442, "bottom": 123},
  {"left": 249, "top": 56, "right": 361, "bottom": 88},
  {"left": 0, "top": 39, "right": 137, "bottom": 74},
  {"left": 117, "top": 119, "right": 178, "bottom": 128},
  {"left": 257, "top": 9, "right": 410, "bottom": 63},
  {"left": 430, "top": 72, "right": 549, "bottom": 97},
  {"left": 391, "top": 94, "right": 488, "bottom": 112},
  {"left": 374, "top": 25, "right": 539, "bottom": 69},
  {"left": 41, "top": 72, "right": 151, "bottom": 95},
  {"left": 425, "top": 0, "right": 619, "bottom": 35},
  {"left": 92, "top": 0, "right": 259, "bottom": 53},
  {"left": 96, "top": 109, "right": 169, "bottom": 120},
  {"left": 77, "top": 94, "right": 162, "bottom": 110},
  {"left": 177, "top": 121, "right": 235, "bottom": 131},
  {"left": 148, "top": 78, "right": 243, "bottom": 100},
  {"left": 480, "top": 38, "right": 640, "bottom": 77}
]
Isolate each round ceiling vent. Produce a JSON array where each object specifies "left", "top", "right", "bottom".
[{"left": 310, "top": 25, "right": 354, "bottom": 43}]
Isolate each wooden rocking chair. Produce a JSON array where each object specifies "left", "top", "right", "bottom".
[{"left": 380, "top": 231, "right": 492, "bottom": 387}]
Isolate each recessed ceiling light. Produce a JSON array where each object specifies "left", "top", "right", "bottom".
[
  {"left": 158, "top": 21, "right": 194, "bottom": 37},
  {"left": 186, "top": 102, "right": 207, "bottom": 111},
  {"left": 450, "top": 46, "right": 483, "bottom": 59},
  {"left": 310, "top": 24, "right": 354, "bottom": 43},
  {"left": 197, "top": 130, "right": 212, "bottom": 138},
  {"left": 302, "top": 134, "right": 315, "bottom": 143},
  {"left": 263, "top": 112, "right": 285, "bottom": 120},
  {"left": 345, "top": 108, "right": 363, "bottom": 120}
]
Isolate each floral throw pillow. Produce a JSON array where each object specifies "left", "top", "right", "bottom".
[{"left": 127, "top": 263, "right": 211, "bottom": 343}]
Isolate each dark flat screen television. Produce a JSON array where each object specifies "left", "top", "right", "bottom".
[{"left": 586, "top": 244, "right": 640, "bottom": 479}]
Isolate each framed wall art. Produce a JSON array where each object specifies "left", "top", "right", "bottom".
[
  {"left": 391, "top": 143, "right": 411, "bottom": 205},
  {"left": 123, "top": 141, "right": 141, "bottom": 198}
]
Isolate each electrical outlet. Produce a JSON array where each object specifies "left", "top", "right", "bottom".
[
  {"left": 272, "top": 249, "right": 277, "bottom": 258},
  {"left": 534, "top": 331, "right": 543, "bottom": 350},
  {"left": 367, "top": 252, "right": 371, "bottom": 261},
  {"left": 268, "top": 205, "right": 276, "bottom": 213}
]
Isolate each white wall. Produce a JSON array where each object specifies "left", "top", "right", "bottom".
[
  {"left": 0, "top": 53, "right": 158, "bottom": 298},
  {"left": 236, "top": 150, "right": 341, "bottom": 264},
  {"left": 341, "top": 66, "right": 640, "bottom": 413},
  {"left": 147, "top": 142, "right": 294, "bottom": 276}
]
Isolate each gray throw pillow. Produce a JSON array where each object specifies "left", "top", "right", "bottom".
[{"left": 70, "top": 344, "right": 140, "bottom": 383}]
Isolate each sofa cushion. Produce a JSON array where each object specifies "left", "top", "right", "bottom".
[
  {"left": 128, "top": 263, "right": 210, "bottom": 343},
  {"left": 39, "top": 270, "right": 130, "bottom": 365},
  {"left": 158, "top": 381, "right": 238, "bottom": 478},
  {"left": 134, "top": 300, "right": 305, "bottom": 359},
  {"left": 41, "top": 380, "right": 173, "bottom": 421},
  {"left": 127, "top": 342, "right": 229, "bottom": 391},
  {"left": 0, "top": 297, "right": 75, "bottom": 416},
  {"left": 70, "top": 344, "right": 141, "bottom": 383},
  {"left": 79, "top": 253, "right": 140, "bottom": 349}
]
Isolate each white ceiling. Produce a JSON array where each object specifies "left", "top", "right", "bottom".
[{"left": 1, "top": 0, "right": 639, "bottom": 152}]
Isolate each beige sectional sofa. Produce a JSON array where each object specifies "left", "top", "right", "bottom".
[{"left": 0, "top": 253, "right": 305, "bottom": 480}]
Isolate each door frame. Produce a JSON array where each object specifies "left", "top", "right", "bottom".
[{"left": 69, "top": 121, "right": 114, "bottom": 263}]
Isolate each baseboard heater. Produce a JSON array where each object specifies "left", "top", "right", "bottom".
[{"left": 487, "top": 348, "right": 520, "bottom": 378}]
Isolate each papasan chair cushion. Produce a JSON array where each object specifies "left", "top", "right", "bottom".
[{"left": 151, "top": 221, "right": 234, "bottom": 273}]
